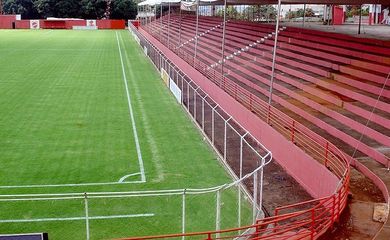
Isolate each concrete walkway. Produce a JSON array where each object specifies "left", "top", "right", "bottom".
[{"left": 280, "top": 22, "right": 390, "bottom": 40}]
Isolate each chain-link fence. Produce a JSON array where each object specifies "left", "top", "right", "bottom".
[{"left": 0, "top": 27, "right": 272, "bottom": 240}]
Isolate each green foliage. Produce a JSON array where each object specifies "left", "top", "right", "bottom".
[
  {"left": 244, "top": 5, "right": 277, "bottom": 20},
  {"left": 3, "top": 0, "right": 39, "bottom": 18},
  {"left": 216, "top": 6, "right": 238, "bottom": 19},
  {"left": 111, "top": 0, "right": 137, "bottom": 20},
  {"left": 2, "top": 0, "right": 137, "bottom": 19},
  {"left": 286, "top": 7, "right": 315, "bottom": 19},
  {"left": 80, "top": 0, "right": 108, "bottom": 19},
  {"left": 34, "top": 0, "right": 81, "bottom": 18},
  {"left": 346, "top": 5, "right": 369, "bottom": 18}
]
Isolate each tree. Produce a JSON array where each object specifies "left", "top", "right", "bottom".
[
  {"left": 244, "top": 5, "right": 276, "bottom": 21},
  {"left": 286, "top": 7, "right": 315, "bottom": 19},
  {"left": 33, "top": 0, "right": 56, "bottom": 18},
  {"left": 3, "top": 0, "right": 40, "bottom": 18},
  {"left": 80, "top": 0, "right": 108, "bottom": 19},
  {"left": 216, "top": 6, "right": 239, "bottom": 19},
  {"left": 55, "top": 0, "right": 81, "bottom": 18},
  {"left": 110, "top": 0, "right": 137, "bottom": 20}
]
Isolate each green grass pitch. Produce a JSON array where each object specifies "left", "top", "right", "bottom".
[{"left": 0, "top": 30, "right": 251, "bottom": 239}]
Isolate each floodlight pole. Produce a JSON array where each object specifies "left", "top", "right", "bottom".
[
  {"left": 221, "top": 0, "right": 227, "bottom": 75},
  {"left": 268, "top": 0, "right": 282, "bottom": 105},
  {"left": 302, "top": 4, "right": 306, "bottom": 27},
  {"left": 194, "top": 0, "right": 200, "bottom": 60}
]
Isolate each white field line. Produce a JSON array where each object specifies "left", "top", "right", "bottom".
[
  {"left": 0, "top": 213, "right": 154, "bottom": 223},
  {"left": 0, "top": 181, "right": 145, "bottom": 189},
  {"left": 118, "top": 172, "right": 141, "bottom": 183},
  {"left": 122, "top": 32, "right": 165, "bottom": 183},
  {"left": 0, "top": 32, "right": 146, "bottom": 189},
  {"left": 116, "top": 31, "right": 146, "bottom": 183}
]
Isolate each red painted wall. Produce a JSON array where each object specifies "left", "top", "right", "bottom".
[
  {"left": 97, "top": 19, "right": 125, "bottom": 29},
  {"left": 130, "top": 20, "right": 140, "bottom": 29},
  {"left": 15, "top": 20, "right": 30, "bottom": 29},
  {"left": 65, "top": 20, "right": 86, "bottom": 29},
  {"left": 12, "top": 19, "right": 124, "bottom": 29},
  {"left": 332, "top": 6, "right": 344, "bottom": 25},
  {"left": 139, "top": 29, "right": 340, "bottom": 198},
  {"left": 0, "top": 15, "right": 17, "bottom": 29}
]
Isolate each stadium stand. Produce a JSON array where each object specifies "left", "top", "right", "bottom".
[
  {"left": 146, "top": 14, "right": 390, "bottom": 168},
  {"left": 131, "top": 0, "right": 390, "bottom": 238}
]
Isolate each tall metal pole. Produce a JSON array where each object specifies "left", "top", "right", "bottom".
[
  {"left": 358, "top": 5, "right": 362, "bottom": 34},
  {"left": 179, "top": 6, "right": 182, "bottom": 45},
  {"left": 221, "top": 0, "right": 228, "bottom": 75},
  {"left": 268, "top": 0, "right": 282, "bottom": 105},
  {"left": 303, "top": 4, "right": 306, "bottom": 27},
  {"left": 168, "top": 0, "right": 171, "bottom": 47},
  {"left": 154, "top": 2, "right": 157, "bottom": 22},
  {"left": 160, "top": 2, "right": 163, "bottom": 41},
  {"left": 194, "top": 0, "right": 200, "bottom": 59}
]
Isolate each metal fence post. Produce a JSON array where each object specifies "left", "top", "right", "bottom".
[
  {"left": 187, "top": 81, "right": 191, "bottom": 110},
  {"left": 201, "top": 95, "right": 208, "bottom": 131},
  {"left": 223, "top": 117, "right": 232, "bottom": 162},
  {"left": 253, "top": 171, "right": 258, "bottom": 224},
  {"left": 182, "top": 189, "right": 186, "bottom": 240},
  {"left": 238, "top": 187, "right": 241, "bottom": 231},
  {"left": 181, "top": 76, "right": 184, "bottom": 105},
  {"left": 260, "top": 157, "right": 265, "bottom": 215},
  {"left": 84, "top": 193, "right": 90, "bottom": 240},
  {"left": 216, "top": 190, "right": 221, "bottom": 239},
  {"left": 211, "top": 105, "right": 218, "bottom": 145},
  {"left": 194, "top": 87, "right": 200, "bottom": 118}
]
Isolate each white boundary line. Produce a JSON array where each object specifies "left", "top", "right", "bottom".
[
  {"left": 118, "top": 172, "right": 141, "bottom": 183},
  {"left": 0, "top": 181, "right": 145, "bottom": 189},
  {"left": 0, "top": 213, "right": 154, "bottom": 223},
  {"left": 0, "top": 31, "right": 146, "bottom": 189},
  {"left": 116, "top": 31, "right": 146, "bottom": 183}
]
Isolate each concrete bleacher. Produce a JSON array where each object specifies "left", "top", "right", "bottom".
[{"left": 144, "top": 14, "right": 390, "bottom": 201}]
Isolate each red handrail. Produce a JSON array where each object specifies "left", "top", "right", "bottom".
[{"left": 127, "top": 25, "right": 350, "bottom": 240}]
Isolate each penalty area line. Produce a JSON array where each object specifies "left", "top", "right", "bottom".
[
  {"left": 116, "top": 31, "right": 146, "bottom": 183},
  {"left": 0, "top": 213, "right": 155, "bottom": 223}
]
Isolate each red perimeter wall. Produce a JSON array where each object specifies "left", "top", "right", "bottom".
[
  {"left": 6, "top": 19, "right": 126, "bottom": 29},
  {"left": 0, "top": 15, "right": 17, "bottom": 29},
  {"left": 97, "top": 20, "right": 125, "bottom": 29},
  {"left": 15, "top": 20, "right": 30, "bottom": 29}
]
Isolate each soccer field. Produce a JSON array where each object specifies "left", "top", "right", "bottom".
[{"left": 0, "top": 30, "right": 253, "bottom": 239}]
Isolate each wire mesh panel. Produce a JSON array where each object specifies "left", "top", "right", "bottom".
[
  {"left": 194, "top": 89, "right": 205, "bottom": 127},
  {"left": 187, "top": 83, "right": 196, "bottom": 117},
  {"left": 212, "top": 109, "right": 227, "bottom": 157},
  {"left": 203, "top": 99, "right": 214, "bottom": 141},
  {"left": 225, "top": 120, "right": 246, "bottom": 177}
]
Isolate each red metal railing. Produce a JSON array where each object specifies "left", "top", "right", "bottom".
[{"left": 126, "top": 25, "right": 350, "bottom": 240}]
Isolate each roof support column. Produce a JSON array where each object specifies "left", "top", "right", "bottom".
[{"left": 268, "top": 0, "right": 282, "bottom": 105}]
